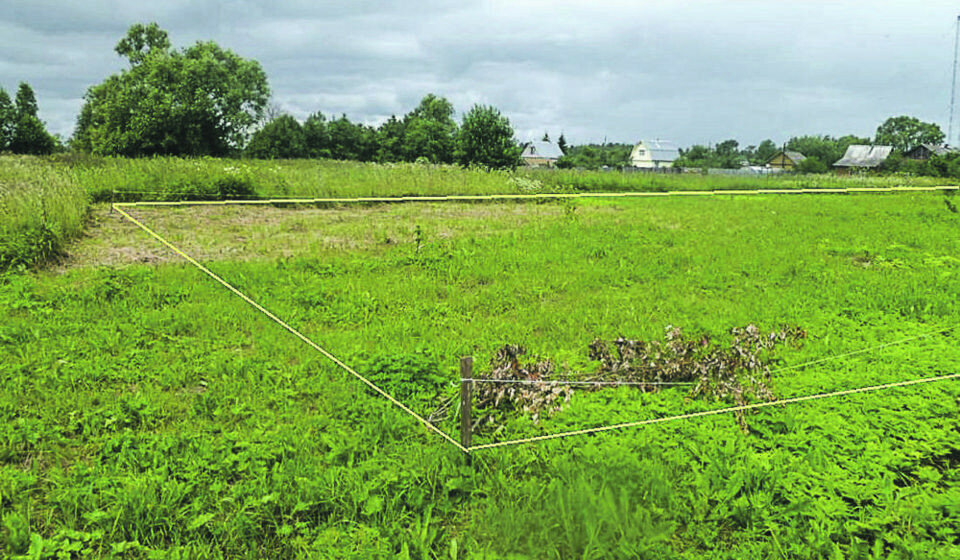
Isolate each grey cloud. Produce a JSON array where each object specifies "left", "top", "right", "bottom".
[{"left": 3, "top": 0, "right": 960, "bottom": 146}]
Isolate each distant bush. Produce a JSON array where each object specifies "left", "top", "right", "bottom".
[
  {"left": 795, "top": 156, "right": 828, "bottom": 174},
  {"left": 896, "top": 158, "right": 932, "bottom": 176}
]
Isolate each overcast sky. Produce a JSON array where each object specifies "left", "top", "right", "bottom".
[{"left": 3, "top": 0, "right": 960, "bottom": 147}]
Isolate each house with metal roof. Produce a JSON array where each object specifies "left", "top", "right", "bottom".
[
  {"left": 903, "top": 143, "right": 958, "bottom": 160},
  {"left": 833, "top": 145, "right": 893, "bottom": 174},
  {"left": 766, "top": 150, "right": 806, "bottom": 170},
  {"left": 520, "top": 141, "right": 564, "bottom": 167},
  {"left": 629, "top": 140, "right": 680, "bottom": 169}
]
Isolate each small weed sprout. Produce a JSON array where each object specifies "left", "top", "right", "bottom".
[{"left": 414, "top": 225, "right": 424, "bottom": 254}]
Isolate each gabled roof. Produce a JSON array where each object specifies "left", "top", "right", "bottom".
[
  {"left": 521, "top": 141, "right": 564, "bottom": 160},
  {"left": 909, "top": 143, "right": 958, "bottom": 156},
  {"left": 634, "top": 139, "right": 680, "bottom": 162},
  {"left": 783, "top": 151, "right": 806, "bottom": 163},
  {"left": 833, "top": 145, "right": 893, "bottom": 168},
  {"left": 767, "top": 150, "right": 807, "bottom": 164}
]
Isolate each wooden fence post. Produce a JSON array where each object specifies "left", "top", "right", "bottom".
[{"left": 459, "top": 356, "right": 473, "bottom": 455}]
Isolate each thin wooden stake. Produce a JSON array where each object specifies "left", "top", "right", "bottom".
[{"left": 460, "top": 356, "right": 473, "bottom": 454}]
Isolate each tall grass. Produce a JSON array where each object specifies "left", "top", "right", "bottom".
[
  {"left": 0, "top": 157, "right": 88, "bottom": 270},
  {"left": 2, "top": 152, "right": 957, "bottom": 270},
  {"left": 527, "top": 166, "right": 956, "bottom": 192},
  {"left": 54, "top": 154, "right": 525, "bottom": 201}
]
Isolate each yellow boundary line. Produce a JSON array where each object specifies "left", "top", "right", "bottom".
[
  {"left": 111, "top": 185, "right": 960, "bottom": 454},
  {"left": 112, "top": 185, "right": 959, "bottom": 208},
  {"left": 470, "top": 373, "right": 960, "bottom": 450},
  {"left": 112, "top": 205, "right": 468, "bottom": 453}
]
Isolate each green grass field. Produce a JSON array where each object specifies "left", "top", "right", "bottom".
[
  {"left": 2, "top": 185, "right": 959, "bottom": 558},
  {"left": 2, "top": 154, "right": 957, "bottom": 272}
]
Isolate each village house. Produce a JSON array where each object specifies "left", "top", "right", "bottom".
[
  {"left": 629, "top": 139, "right": 680, "bottom": 169},
  {"left": 833, "top": 145, "right": 893, "bottom": 175},
  {"left": 519, "top": 141, "right": 564, "bottom": 167},
  {"left": 766, "top": 150, "right": 806, "bottom": 170},
  {"left": 903, "top": 143, "right": 958, "bottom": 160}
]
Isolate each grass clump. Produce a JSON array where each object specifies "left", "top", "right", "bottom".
[{"left": 0, "top": 156, "right": 88, "bottom": 270}]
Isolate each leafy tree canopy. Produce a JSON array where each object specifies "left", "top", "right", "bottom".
[
  {"left": 245, "top": 114, "right": 306, "bottom": 159},
  {"left": 557, "top": 143, "right": 631, "bottom": 169},
  {"left": 10, "top": 115, "right": 56, "bottom": 155},
  {"left": 303, "top": 112, "right": 331, "bottom": 159},
  {"left": 875, "top": 115, "right": 945, "bottom": 154},
  {"left": 0, "top": 89, "right": 14, "bottom": 150},
  {"left": 456, "top": 104, "right": 521, "bottom": 169},
  {"left": 403, "top": 94, "right": 457, "bottom": 163},
  {"left": 114, "top": 22, "right": 171, "bottom": 65},
  {"left": 0, "top": 82, "right": 57, "bottom": 155},
  {"left": 754, "top": 139, "right": 778, "bottom": 164},
  {"left": 15, "top": 82, "right": 38, "bottom": 119},
  {"left": 73, "top": 23, "right": 269, "bottom": 156},
  {"left": 376, "top": 115, "right": 405, "bottom": 163},
  {"left": 674, "top": 140, "right": 743, "bottom": 169},
  {"left": 785, "top": 134, "right": 869, "bottom": 167},
  {"left": 326, "top": 114, "right": 377, "bottom": 162},
  {"left": 795, "top": 155, "right": 828, "bottom": 174}
]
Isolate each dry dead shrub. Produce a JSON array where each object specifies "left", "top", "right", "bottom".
[
  {"left": 474, "top": 345, "right": 572, "bottom": 430},
  {"left": 475, "top": 325, "right": 805, "bottom": 433}
]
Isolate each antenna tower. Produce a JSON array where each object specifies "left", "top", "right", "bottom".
[{"left": 950, "top": 15, "right": 960, "bottom": 145}]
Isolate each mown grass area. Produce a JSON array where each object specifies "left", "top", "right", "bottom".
[
  {"left": 2, "top": 193, "right": 959, "bottom": 558},
  {"left": 2, "top": 153, "right": 957, "bottom": 271}
]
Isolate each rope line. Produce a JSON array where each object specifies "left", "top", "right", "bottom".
[
  {"left": 112, "top": 185, "right": 960, "bottom": 208},
  {"left": 461, "top": 378, "right": 695, "bottom": 386},
  {"left": 770, "top": 328, "right": 955, "bottom": 375},
  {"left": 111, "top": 188, "right": 960, "bottom": 455},
  {"left": 112, "top": 204, "right": 468, "bottom": 453},
  {"left": 468, "top": 372, "right": 960, "bottom": 451},
  {"left": 462, "top": 326, "right": 957, "bottom": 388}
]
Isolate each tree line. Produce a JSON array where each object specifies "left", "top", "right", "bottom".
[
  {"left": 65, "top": 23, "right": 518, "bottom": 168},
  {"left": 245, "top": 95, "right": 520, "bottom": 168},
  {"left": 5, "top": 22, "right": 960, "bottom": 178}
]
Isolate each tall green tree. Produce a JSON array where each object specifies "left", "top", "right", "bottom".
[
  {"left": 376, "top": 115, "right": 405, "bottom": 162},
  {"left": 0, "top": 88, "right": 14, "bottom": 151},
  {"left": 714, "top": 139, "right": 742, "bottom": 168},
  {"left": 303, "top": 112, "right": 331, "bottom": 158},
  {"left": 456, "top": 104, "right": 520, "bottom": 169},
  {"left": 326, "top": 115, "right": 376, "bottom": 161},
  {"left": 402, "top": 94, "right": 457, "bottom": 163},
  {"left": 8, "top": 82, "right": 55, "bottom": 155},
  {"left": 73, "top": 23, "right": 269, "bottom": 156},
  {"left": 245, "top": 114, "right": 306, "bottom": 159},
  {"left": 14, "top": 83, "right": 38, "bottom": 120},
  {"left": 875, "top": 115, "right": 945, "bottom": 154},
  {"left": 557, "top": 133, "right": 568, "bottom": 155},
  {"left": 755, "top": 139, "right": 778, "bottom": 163}
]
